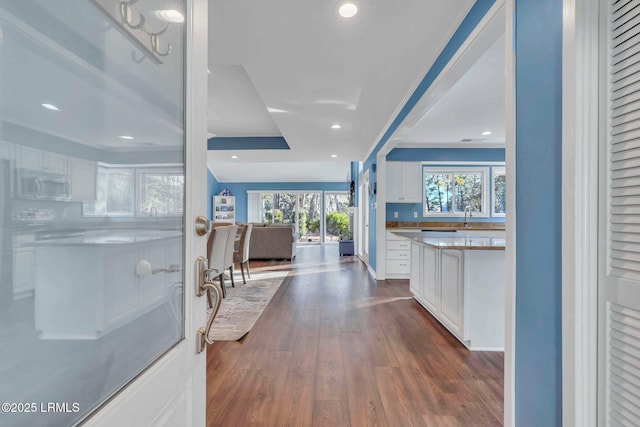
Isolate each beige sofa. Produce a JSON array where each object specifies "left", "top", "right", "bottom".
[{"left": 248, "top": 224, "right": 298, "bottom": 260}]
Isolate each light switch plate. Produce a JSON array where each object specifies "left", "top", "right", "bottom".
[
  {"left": 413, "top": 211, "right": 418, "bottom": 218},
  {"left": 394, "top": 211, "right": 398, "bottom": 218}
]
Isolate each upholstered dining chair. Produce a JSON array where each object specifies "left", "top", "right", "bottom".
[
  {"left": 206, "top": 225, "right": 233, "bottom": 299},
  {"left": 222, "top": 224, "right": 238, "bottom": 288},
  {"left": 211, "top": 223, "right": 239, "bottom": 286},
  {"left": 233, "top": 223, "right": 253, "bottom": 284}
]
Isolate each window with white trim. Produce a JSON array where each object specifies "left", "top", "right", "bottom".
[
  {"left": 83, "top": 165, "right": 184, "bottom": 217},
  {"left": 492, "top": 167, "right": 506, "bottom": 217},
  {"left": 423, "top": 167, "right": 489, "bottom": 217}
]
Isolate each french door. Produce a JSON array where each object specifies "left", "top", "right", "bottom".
[{"left": 0, "top": 1, "right": 208, "bottom": 426}]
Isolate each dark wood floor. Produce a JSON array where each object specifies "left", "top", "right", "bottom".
[{"left": 206, "top": 245, "right": 503, "bottom": 426}]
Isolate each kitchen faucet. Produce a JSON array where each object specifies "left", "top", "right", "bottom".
[{"left": 464, "top": 204, "right": 472, "bottom": 227}]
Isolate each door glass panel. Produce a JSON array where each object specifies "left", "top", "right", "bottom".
[
  {"left": 0, "top": 1, "right": 185, "bottom": 426},
  {"left": 298, "top": 192, "right": 321, "bottom": 243},
  {"left": 325, "top": 192, "right": 351, "bottom": 242}
]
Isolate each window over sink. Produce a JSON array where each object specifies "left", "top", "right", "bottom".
[
  {"left": 423, "top": 167, "right": 489, "bottom": 217},
  {"left": 83, "top": 165, "right": 184, "bottom": 217}
]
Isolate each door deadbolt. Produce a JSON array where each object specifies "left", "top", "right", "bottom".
[{"left": 195, "top": 216, "right": 211, "bottom": 236}]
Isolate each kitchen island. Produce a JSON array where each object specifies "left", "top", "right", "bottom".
[
  {"left": 33, "top": 230, "right": 183, "bottom": 339},
  {"left": 393, "top": 231, "right": 505, "bottom": 351}
]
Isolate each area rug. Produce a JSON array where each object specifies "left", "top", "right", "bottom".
[{"left": 207, "top": 270, "right": 289, "bottom": 341}]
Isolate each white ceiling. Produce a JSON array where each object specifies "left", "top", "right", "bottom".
[
  {"left": 396, "top": 34, "right": 505, "bottom": 147},
  {"left": 207, "top": 0, "right": 476, "bottom": 182},
  {"left": 208, "top": 158, "right": 351, "bottom": 183},
  {"left": 207, "top": 65, "right": 281, "bottom": 137}
]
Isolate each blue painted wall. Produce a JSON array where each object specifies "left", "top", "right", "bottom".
[
  {"left": 363, "top": 0, "right": 496, "bottom": 271},
  {"left": 515, "top": 0, "right": 563, "bottom": 425},
  {"left": 211, "top": 182, "right": 349, "bottom": 223},
  {"left": 207, "top": 136, "right": 290, "bottom": 150},
  {"left": 207, "top": 169, "right": 219, "bottom": 220},
  {"left": 387, "top": 148, "right": 505, "bottom": 162},
  {"left": 386, "top": 148, "right": 506, "bottom": 222}
]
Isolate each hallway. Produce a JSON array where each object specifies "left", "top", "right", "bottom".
[{"left": 206, "top": 245, "right": 503, "bottom": 426}]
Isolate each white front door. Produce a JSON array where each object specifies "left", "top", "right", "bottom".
[{"left": 0, "top": 1, "right": 208, "bottom": 426}]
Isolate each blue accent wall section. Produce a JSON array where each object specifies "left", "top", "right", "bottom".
[
  {"left": 207, "top": 169, "right": 219, "bottom": 220},
  {"left": 211, "top": 182, "right": 348, "bottom": 223},
  {"left": 207, "top": 136, "right": 290, "bottom": 150},
  {"left": 515, "top": 0, "right": 563, "bottom": 425},
  {"left": 387, "top": 148, "right": 505, "bottom": 162},
  {"left": 363, "top": 0, "right": 496, "bottom": 271}
]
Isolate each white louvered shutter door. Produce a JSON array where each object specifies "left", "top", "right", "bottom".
[{"left": 603, "top": 1, "right": 640, "bottom": 425}]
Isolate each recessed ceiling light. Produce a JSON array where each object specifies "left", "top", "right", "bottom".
[
  {"left": 41, "top": 103, "right": 60, "bottom": 111},
  {"left": 338, "top": 3, "right": 358, "bottom": 18},
  {"left": 331, "top": 154, "right": 338, "bottom": 158},
  {"left": 481, "top": 131, "right": 492, "bottom": 136},
  {"left": 153, "top": 9, "right": 184, "bottom": 23},
  {"left": 231, "top": 155, "right": 238, "bottom": 159},
  {"left": 118, "top": 135, "right": 134, "bottom": 140},
  {"left": 331, "top": 123, "right": 342, "bottom": 129}
]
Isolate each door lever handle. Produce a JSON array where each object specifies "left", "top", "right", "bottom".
[{"left": 196, "top": 281, "right": 223, "bottom": 354}]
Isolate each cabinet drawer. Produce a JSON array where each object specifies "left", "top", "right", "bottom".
[
  {"left": 386, "top": 259, "right": 410, "bottom": 274},
  {"left": 387, "top": 240, "right": 410, "bottom": 250},
  {"left": 387, "top": 250, "right": 410, "bottom": 260},
  {"left": 386, "top": 231, "right": 404, "bottom": 241}
]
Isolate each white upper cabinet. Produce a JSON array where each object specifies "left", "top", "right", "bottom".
[
  {"left": 386, "top": 161, "right": 422, "bottom": 203},
  {"left": 69, "top": 157, "right": 97, "bottom": 201},
  {"left": 16, "top": 145, "right": 68, "bottom": 175}
]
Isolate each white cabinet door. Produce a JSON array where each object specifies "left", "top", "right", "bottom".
[
  {"left": 421, "top": 245, "right": 439, "bottom": 312},
  {"left": 386, "top": 162, "right": 402, "bottom": 202},
  {"left": 440, "top": 249, "right": 464, "bottom": 336},
  {"left": 0, "top": 140, "right": 14, "bottom": 159},
  {"left": 44, "top": 151, "right": 68, "bottom": 175},
  {"left": 17, "top": 146, "right": 41, "bottom": 170},
  {"left": 69, "top": 157, "right": 97, "bottom": 201},
  {"left": 16, "top": 146, "right": 68, "bottom": 175},
  {"left": 13, "top": 248, "right": 34, "bottom": 299},
  {"left": 401, "top": 162, "right": 422, "bottom": 203},
  {"left": 410, "top": 242, "right": 421, "bottom": 296}
]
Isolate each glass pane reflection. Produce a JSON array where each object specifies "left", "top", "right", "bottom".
[{"left": 0, "top": 1, "right": 185, "bottom": 425}]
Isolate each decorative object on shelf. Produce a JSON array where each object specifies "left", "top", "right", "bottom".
[
  {"left": 92, "top": 0, "right": 184, "bottom": 63},
  {"left": 213, "top": 195, "right": 235, "bottom": 223},
  {"left": 219, "top": 188, "right": 233, "bottom": 196}
]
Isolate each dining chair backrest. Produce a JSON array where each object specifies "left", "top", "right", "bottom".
[
  {"left": 207, "top": 225, "right": 232, "bottom": 278},
  {"left": 238, "top": 223, "right": 253, "bottom": 263},
  {"left": 223, "top": 224, "right": 238, "bottom": 270}
]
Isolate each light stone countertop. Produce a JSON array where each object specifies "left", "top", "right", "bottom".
[
  {"left": 392, "top": 231, "right": 505, "bottom": 250},
  {"left": 31, "top": 230, "right": 182, "bottom": 246}
]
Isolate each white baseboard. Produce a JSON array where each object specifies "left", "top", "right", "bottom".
[{"left": 367, "top": 264, "right": 377, "bottom": 280}]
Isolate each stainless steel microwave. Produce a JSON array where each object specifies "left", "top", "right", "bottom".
[{"left": 16, "top": 169, "right": 71, "bottom": 201}]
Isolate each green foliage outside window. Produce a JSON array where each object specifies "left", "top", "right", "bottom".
[{"left": 326, "top": 211, "right": 350, "bottom": 238}]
